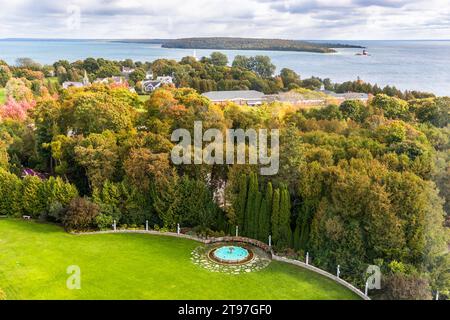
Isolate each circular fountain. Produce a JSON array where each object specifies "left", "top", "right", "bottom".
[{"left": 208, "top": 245, "right": 254, "bottom": 265}]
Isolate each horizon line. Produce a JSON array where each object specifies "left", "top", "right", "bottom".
[{"left": 1, "top": 37, "right": 450, "bottom": 42}]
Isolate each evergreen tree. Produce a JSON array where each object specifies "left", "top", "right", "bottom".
[
  {"left": 236, "top": 174, "right": 248, "bottom": 231},
  {"left": 253, "top": 191, "right": 262, "bottom": 239},
  {"left": 293, "top": 222, "right": 301, "bottom": 251},
  {"left": 298, "top": 199, "right": 317, "bottom": 250},
  {"left": 92, "top": 180, "right": 123, "bottom": 222},
  {"left": 271, "top": 188, "right": 280, "bottom": 245},
  {"left": 22, "top": 175, "right": 46, "bottom": 218},
  {"left": 278, "top": 187, "right": 292, "bottom": 248},
  {"left": 258, "top": 195, "right": 267, "bottom": 241},
  {"left": 0, "top": 168, "right": 22, "bottom": 217},
  {"left": 258, "top": 182, "right": 273, "bottom": 241},
  {"left": 244, "top": 173, "right": 258, "bottom": 237},
  {"left": 43, "top": 176, "right": 79, "bottom": 221}
]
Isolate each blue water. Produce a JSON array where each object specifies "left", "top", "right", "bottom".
[
  {"left": 213, "top": 246, "right": 249, "bottom": 262},
  {"left": 0, "top": 39, "right": 449, "bottom": 96}
]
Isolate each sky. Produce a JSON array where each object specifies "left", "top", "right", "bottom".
[{"left": 0, "top": 0, "right": 449, "bottom": 40}]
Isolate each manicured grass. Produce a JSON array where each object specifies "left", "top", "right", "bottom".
[
  {"left": 0, "top": 219, "right": 360, "bottom": 300},
  {"left": 0, "top": 88, "right": 5, "bottom": 104}
]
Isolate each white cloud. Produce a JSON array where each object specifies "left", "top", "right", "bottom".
[{"left": 0, "top": 0, "right": 448, "bottom": 39}]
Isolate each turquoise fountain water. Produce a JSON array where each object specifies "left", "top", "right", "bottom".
[{"left": 213, "top": 246, "right": 249, "bottom": 263}]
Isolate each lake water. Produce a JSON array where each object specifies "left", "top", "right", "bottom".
[{"left": 0, "top": 39, "right": 449, "bottom": 96}]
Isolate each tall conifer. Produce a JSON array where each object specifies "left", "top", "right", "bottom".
[{"left": 271, "top": 188, "right": 280, "bottom": 244}]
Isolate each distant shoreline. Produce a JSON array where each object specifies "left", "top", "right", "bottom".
[
  {"left": 1, "top": 38, "right": 449, "bottom": 42},
  {"left": 113, "top": 37, "right": 365, "bottom": 53}
]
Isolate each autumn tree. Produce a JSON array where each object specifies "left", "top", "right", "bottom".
[
  {"left": 74, "top": 131, "right": 119, "bottom": 190},
  {"left": 61, "top": 88, "right": 135, "bottom": 135}
]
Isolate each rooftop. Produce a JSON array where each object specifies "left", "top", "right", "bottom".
[{"left": 202, "top": 90, "right": 265, "bottom": 101}]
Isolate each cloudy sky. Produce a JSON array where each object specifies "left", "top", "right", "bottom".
[{"left": 0, "top": 0, "right": 449, "bottom": 40}]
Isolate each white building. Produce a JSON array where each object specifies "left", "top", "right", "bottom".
[
  {"left": 62, "top": 70, "right": 90, "bottom": 89},
  {"left": 142, "top": 76, "right": 174, "bottom": 92},
  {"left": 202, "top": 90, "right": 266, "bottom": 106},
  {"left": 121, "top": 66, "right": 135, "bottom": 79}
]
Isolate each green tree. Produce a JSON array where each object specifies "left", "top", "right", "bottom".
[
  {"left": 43, "top": 176, "right": 79, "bottom": 221},
  {"left": 235, "top": 174, "right": 248, "bottom": 230},
  {"left": 177, "top": 176, "right": 222, "bottom": 232},
  {"left": 74, "top": 131, "right": 119, "bottom": 190},
  {"left": 210, "top": 52, "right": 228, "bottom": 67},
  {"left": 129, "top": 68, "right": 146, "bottom": 84},
  {"left": 61, "top": 89, "right": 135, "bottom": 135},
  {"left": 0, "top": 65, "right": 12, "bottom": 87},
  {"left": 339, "top": 99, "right": 366, "bottom": 122},
  {"left": 96, "top": 64, "right": 121, "bottom": 78},
  {"left": 22, "top": 175, "right": 46, "bottom": 218},
  {"left": 271, "top": 188, "right": 281, "bottom": 245},
  {"left": 280, "top": 68, "right": 301, "bottom": 88},
  {"left": 244, "top": 173, "right": 258, "bottom": 237},
  {"left": 83, "top": 58, "right": 100, "bottom": 74},
  {"left": 0, "top": 168, "right": 22, "bottom": 217},
  {"left": 249, "top": 56, "right": 276, "bottom": 78},
  {"left": 278, "top": 187, "right": 292, "bottom": 248},
  {"left": 372, "top": 94, "right": 409, "bottom": 120},
  {"left": 232, "top": 55, "right": 251, "bottom": 70},
  {"left": 258, "top": 182, "right": 273, "bottom": 241},
  {"left": 293, "top": 221, "right": 301, "bottom": 251}
]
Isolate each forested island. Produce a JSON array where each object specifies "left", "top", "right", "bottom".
[{"left": 117, "top": 37, "right": 364, "bottom": 53}]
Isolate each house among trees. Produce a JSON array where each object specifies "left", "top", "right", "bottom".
[
  {"left": 202, "top": 90, "right": 266, "bottom": 106},
  {"left": 94, "top": 76, "right": 124, "bottom": 85},
  {"left": 142, "top": 75, "right": 174, "bottom": 92},
  {"left": 62, "top": 70, "right": 90, "bottom": 89},
  {"left": 121, "top": 66, "right": 135, "bottom": 79}
]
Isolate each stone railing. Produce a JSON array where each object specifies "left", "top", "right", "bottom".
[
  {"left": 72, "top": 228, "right": 369, "bottom": 300},
  {"left": 272, "top": 255, "right": 369, "bottom": 300},
  {"left": 71, "top": 229, "right": 208, "bottom": 243}
]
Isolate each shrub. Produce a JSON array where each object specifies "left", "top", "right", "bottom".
[
  {"left": 63, "top": 197, "right": 100, "bottom": 231},
  {"left": 22, "top": 175, "right": 46, "bottom": 218},
  {"left": 42, "top": 177, "right": 79, "bottom": 221},
  {"left": 47, "top": 201, "right": 65, "bottom": 221},
  {"left": 0, "top": 168, "right": 22, "bottom": 217},
  {"left": 95, "top": 213, "right": 113, "bottom": 230},
  {"left": 381, "top": 273, "right": 432, "bottom": 300}
]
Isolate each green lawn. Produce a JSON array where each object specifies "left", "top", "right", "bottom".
[
  {"left": 0, "top": 219, "right": 360, "bottom": 300},
  {"left": 0, "top": 88, "right": 5, "bottom": 104}
]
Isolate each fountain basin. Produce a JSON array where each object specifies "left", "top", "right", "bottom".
[{"left": 208, "top": 245, "right": 254, "bottom": 265}]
